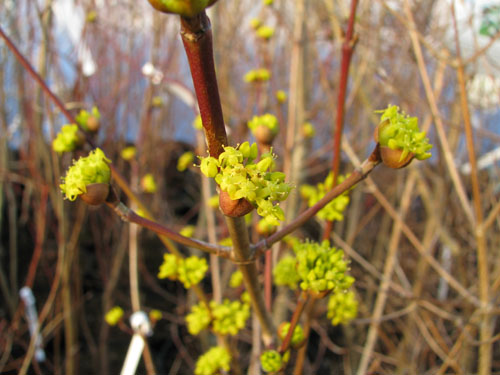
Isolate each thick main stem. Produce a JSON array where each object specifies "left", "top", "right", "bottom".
[
  {"left": 226, "top": 217, "right": 275, "bottom": 345},
  {"left": 180, "top": 11, "right": 276, "bottom": 345},
  {"left": 180, "top": 13, "right": 227, "bottom": 157}
]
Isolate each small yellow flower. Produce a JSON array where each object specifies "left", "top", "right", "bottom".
[
  {"left": 120, "top": 146, "right": 136, "bottom": 161},
  {"left": 177, "top": 151, "right": 194, "bottom": 172},
  {"left": 250, "top": 18, "right": 262, "bottom": 29},
  {"left": 207, "top": 194, "right": 219, "bottom": 209},
  {"left": 152, "top": 96, "right": 163, "bottom": 107},
  {"left": 141, "top": 173, "right": 157, "bottom": 193},
  {"left": 193, "top": 115, "right": 203, "bottom": 130},
  {"left": 275, "top": 90, "right": 287, "bottom": 104},
  {"left": 229, "top": 270, "right": 243, "bottom": 288},
  {"left": 86, "top": 10, "right": 97, "bottom": 23},
  {"left": 244, "top": 68, "right": 271, "bottom": 83},
  {"left": 256, "top": 25, "right": 275, "bottom": 40},
  {"left": 105, "top": 306, "right": 124, "bottom": 326},
  {"left": 219, "top": 237, "right": 233, "bottom": 247},
  {"left": 180, "top": 225, "right": 195, "bottom": 238},
  {"left": 302, "top": 122, "right": 315, "bottom": 138},
  {"left": 149, "top": 309, "right": 162, "bottom": 321}
]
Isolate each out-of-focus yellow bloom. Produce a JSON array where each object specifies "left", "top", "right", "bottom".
[
  {"left": 152, "top": 96, "right": 163, "bottom": 107},
  {"left": 302, "top": 122, "right": 315, "bottom": 138},
  {"left": 208, "top": 195, "right": 219, "bottom": 209},
  {"left": 121, "top": 146, "right": 137, "bottom": 161},
  {"left": 250, "top": 18, "right": 261, "bottom": 29},
  {"left": 141, "top": 173, "right": 157, "bottom": 193},
  {"left": 177, "top": 151, "right": 194, "bottom": 172},
  {"left": 244, "top": 68, "right": 271, "bottom": 83},
  {"left": 275, "top": 90, "right": 287, "bottom": 104},
  {"left": 193, "top": 115, "right": 203, "bottom": 130},
  {"left": 105, "top": 306, "right": 124, "bottom": 326},
  {"left": 149, "top": 309, "right": 163, "bottom": 321},
  {"left": 180, "top": 225, "right": 195, "bottom": 238},
  {"left": 256, "top": 25, "right": 275, "bottom": 40}
]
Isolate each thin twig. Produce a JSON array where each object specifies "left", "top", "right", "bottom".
[
  {"left": 253, "top": 145, "right": 381, "bottom": 256},
  {"left": 105, "top": 197, "right": 232, "bottom": 259},
  {"left": 450, "top": 3, "right": 492, "bottom": 373}
]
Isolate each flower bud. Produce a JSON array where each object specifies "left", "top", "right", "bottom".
[
  {"left": 147, "top": 0, "right": 218, "bottom": 18},
  {"left": 219, "top": 190, "right": 254, "bottom": 217},
  {"left": 254, "top": 125, "right": 275, "bottom": 145},
  {"left": 80, "top": 183, "right": 110, "bottom": 206},
  {"left": 380, "top": 146, "right": 414, "bottom": 169},
  {"left": 86, "top": 115, "right": 100, "bottom": 132}
]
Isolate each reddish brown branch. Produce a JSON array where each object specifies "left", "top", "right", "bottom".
[{"left": 180, "top": 13, "right": 228, "bottom": 157}]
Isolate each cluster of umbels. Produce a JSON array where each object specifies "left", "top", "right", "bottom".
[
  {"left": 186, "top": 294, "right": 250, "bottom": 336},
  {"left": 375, "top": 105, "right": 432, "bottom": 168},
  {"left": 300, "top": 172, "right": 351, "bottom": 222},
  {"left": 327, "top": 289, "right": 358, "bottom": 326},
  {"left": 199, "top": 142, "right": 292, "bottom": 224},
  {"left": 157, "top": 254, "right": 208, "bottom": 289},
  {"left": 52, "top": 124, "right": 84, "bottom": 154},
  {"left": 248, "top": 113, "right": 279, "bottom": 146},
  {"left": 194, "top": 346, "right": 231, "bottom": 375},
  {"left": 52, "top": 108, "right": 100, "bottom": 154},
  {"left": 274, "top": 240, "right": 355, "bottom": 296}
]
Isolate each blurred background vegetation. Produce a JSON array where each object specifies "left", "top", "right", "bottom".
[{"left": 1, "top": 0, "right": 500, "bottom": 373}]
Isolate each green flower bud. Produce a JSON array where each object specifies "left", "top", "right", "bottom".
[
  {"left": 278, "top": 322, "right": 305, "bottom": 348},
  {"left": 147, "top": 0, "right": 218, "bottom": 18},
  {"left": 194, "top": 346, "right": 231, "bottom": 375},
  {"left": 200, "top": 157, "right": 219, "bottom": 178},
  {"left": 260, "top": 350, "right": 283, "bottom": 373}
]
